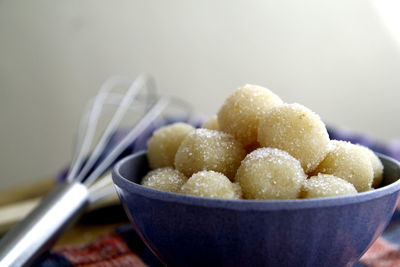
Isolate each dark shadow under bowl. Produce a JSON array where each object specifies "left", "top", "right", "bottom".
[{"left": 112, "top": 151, "right": 400, "bottom": 267}]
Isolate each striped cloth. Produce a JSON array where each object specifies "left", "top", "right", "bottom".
[
  {"left": 37, "top": 126, "right": 400, "bottom": 267},
  {"left": 33, "top": 225, "right": 162, "bottom": 267},
  {"left": 31, "top": 220, "right": 400, "bottom": 267}
]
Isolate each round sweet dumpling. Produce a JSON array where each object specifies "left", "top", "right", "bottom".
[
  {"left": 174, "top": 128, "right": 246, "bottom": 179},
  {"left": 141, "top": 167, "right": 188, "bottom": 193},
  {"left": 147, "top": 122, "right": 195, "bottom": 169},
  {"left": 314, "top": 140, "right": 373, "bottom": 192},
  {"left": 217, "top": 84, "right": 283, "bottom": 147},
  {"left": 235, "top": 148, "right": 307, "bottom": 200},
  {"left": 257, "top": 103, "right": 330, "bottom": 174},
  {"left": 301, "top": 174, "right": 357, "bottom": 199},
  {"left": 201, "top": 115, "right": 219, "bottom": 131},
  {"left": 232, "top": 182, "right": 243, "bottom": 199},
  {"left": 356, "top": 145, "right": 384, "bottom": 188},
  {"left": 181, "top": 171, "right": 240, "bottom": 199}
]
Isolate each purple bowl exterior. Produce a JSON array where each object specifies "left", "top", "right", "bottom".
[{"left": 112, "top": 151, "right": 400, "bottom": 267}]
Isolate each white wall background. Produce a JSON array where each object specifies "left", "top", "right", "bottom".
[{"left": 1, "top": 0, "right": 399, "bottom": 190}]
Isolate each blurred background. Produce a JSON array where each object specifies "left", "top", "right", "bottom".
[{"left": 0, "top": 0, "right": 399, "bottom": 190}]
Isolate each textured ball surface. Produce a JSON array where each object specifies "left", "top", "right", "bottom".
[
  {"left": 147, "top": 122, "right": 195, "bottom": 169},
  {"left": 181, "top": 171, "right": 240, "bottom": 199},
  {"left": 301, "top": 174, "right": 357, "bottom": 199},
  {"left": 201, "top": 115, "right": 219, "bottom": 131},
  {"left": 217, "top": 84, "right": 283, "bottom": 147},
  {"left": 357, "top": 145, "right": 384, "bottom": 188},
  {"left": 314, "top": 140, "right": 373, "bottom": 192},
  {"left": 232, "top": 182, "right": 243, "bottom": 199},
  {"left": 141, "top": 167, "right": 188, "bottom": 193},
  {"left": 257, "top": 103, "right": 330, "bottom": 173},
  {"left": 174, "top": 129, "right": 246, "bottom": 179},
  {"left": 235, "top": 148, "right": 307, "bottom": 200}
]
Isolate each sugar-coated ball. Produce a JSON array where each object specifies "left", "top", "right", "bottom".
[
  {"left": 356, "top": 145, "right": 384, "bottom": 188},
  {"left": 301, "top": 174, "right": 357, "bottom": 199},
  {"left": 181, "top": 171, "right": 240, "bottom": 199},
  {"left": 141, "top": 167, "right": 188, "bottom": 193},
  {"left": 217, "top": 84, "right": 283, "bottom": 147},
  {"left": 314, "top": 140, "right": 373, "bottom": 192},
  {"left": 235, "top": 148, "right": 307, "bottom": 200},
  {"left": 232, "top": 182, "right": 243, "bottom": 199},
  {"left": 174, "top": 128, "right": 246, "bottom": 179},
  {"left": 201, "top": 115, "right": 219, "bottom": 131},
  {"left": 257, "top": 103, "right": 330, "bottom": 174},
  {"left": 147, "top": 122, "right": 195, "bottom": 169}
]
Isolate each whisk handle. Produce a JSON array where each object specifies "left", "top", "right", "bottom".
[{"left": 0, "top": 181, "right": 89, "bottom": 267}]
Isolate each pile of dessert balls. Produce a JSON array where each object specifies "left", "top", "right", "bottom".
[{"left": 141, "top": 85, "right": 383, "bottom": 200}]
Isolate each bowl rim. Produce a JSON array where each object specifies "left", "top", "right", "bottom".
[{"left": 112, "top": 150, "right": 400, "bottom": 211}]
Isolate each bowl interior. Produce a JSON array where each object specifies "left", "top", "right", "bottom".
[
  {"left": 379, "top": 154, "right": 400, "bottom": 187},
  {"left": 119, "top": 151, "right": 149, "bottom": 184}
]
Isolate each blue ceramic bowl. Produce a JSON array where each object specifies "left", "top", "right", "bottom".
[{"left": 112, "top": 151, "right": 400, "bottom": 267}]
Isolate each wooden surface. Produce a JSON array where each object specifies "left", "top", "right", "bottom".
[
  {"left": 0, "top": 178, "right": 54, "bottom": 234},
  {"left": 0, "top": 178, "right": 54, "bottom": 206},
  {"left": 0, "top": 178, "right": 128, "bottom": 247}
]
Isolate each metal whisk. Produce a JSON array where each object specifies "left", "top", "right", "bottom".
[{"left": 0, "top": 74, "right": 191, "bottom": 267}]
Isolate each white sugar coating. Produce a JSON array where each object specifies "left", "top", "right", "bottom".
[
  {"left": 217, "top": 84, "right": 283, "bottom": 147},
  {"left": 147, "top": 122, "right": 195, "bottom": 169},
  {"left": 356, "top": 144, "right": 384, "bottom": 188},
  {"left": 314, "top": 140, "right": 373, "bottom": 192},
  {"left": 301, "top": 174, "right": 357, "bottom": 199},
  {"left": 141, "top": 167, "right": 188, "bottom": 193},
  {"left": 257, "top": 103, "right": 330, "bottom": 173},
  {"left": 174, "top": 128, "right": 246, "bottom": 180},
  {"left": 201, "top": 115, "right": 219, "bottom": 131},
  {"left": 181, "top": 171, "right": 240, "bottom": 199},
  {"left": 235, "top": 148, "right": 307, "bottom": 200}
]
